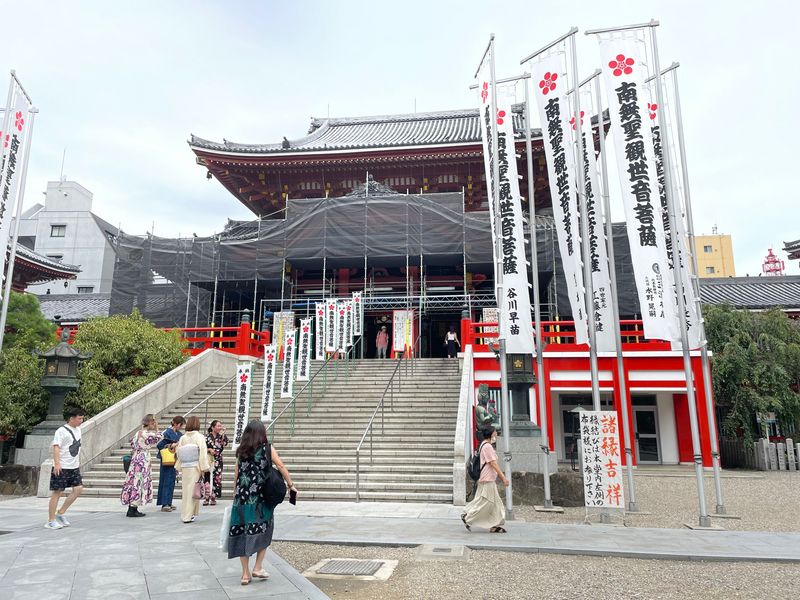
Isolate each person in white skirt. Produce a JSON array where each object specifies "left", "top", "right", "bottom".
[{"left": 461, "top": 426, "right": 509, "bottom": 533}]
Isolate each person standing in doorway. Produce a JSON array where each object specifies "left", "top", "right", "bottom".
[
  {"left": 46, "top": 407, "right": 86, "bottom": 530},
  {"left": 376, "top": 325, "right": 389, "bottom": 359},
  {"left": 444, "top": 325, "right": 461, "bottom": 358},
  {"left": 156, "top": 415, "right": 185, "bottom": 512},
  {"left": 461, "top": 426, "right": 508, "bottom": 533}
]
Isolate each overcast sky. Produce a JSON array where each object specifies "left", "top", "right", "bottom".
[{"left": 2, "top": 0, "right": 797, "bottom": 276}]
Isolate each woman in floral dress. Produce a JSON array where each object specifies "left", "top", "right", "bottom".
[
  {"left": 204, "top": 419, "right": 229, "bottom": 505},
  {"left": 120, "top": 414, "right": 162, "bottom": 517}
]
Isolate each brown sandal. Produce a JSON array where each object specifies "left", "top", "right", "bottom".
[{"left": 489, "top": 526, "right": 507, "bottom": 533}]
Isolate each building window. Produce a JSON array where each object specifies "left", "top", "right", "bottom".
[
  {"left": 703, "top": 245, "right": 712, "bottom": 253},
  {"left": 50, "top": 225, "right": 66, "bottom": 237},
  {"left": 705, "top": 266, "right": 716, "bottom": 274},
  {"left": 47, "top": 254, "right": 63, "bottom": 262},
  {"left": 77, "top": 286, "right": 94, "bottom": 294}
]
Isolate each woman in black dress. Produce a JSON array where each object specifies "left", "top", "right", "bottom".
[{"left": 228, "top": 420, "right": 296, "bottom": 586}]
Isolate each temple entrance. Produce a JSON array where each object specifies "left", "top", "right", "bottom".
[{"left": 427, "top": 313, "right": 462, "bottom": 358}]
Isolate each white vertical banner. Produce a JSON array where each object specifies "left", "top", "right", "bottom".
[
  {"left": 280, "top": 329, "right": 296, "bottom": 398},
  {"left": 476, "top": 52, "right": 498, "bottom": 260},
  {"left": 392, "top": 309, "right": 413, "bottom": 352},
  {"left": 575, "top": 87, "right": 615, "bottom": 352},
  {"left": 647, "top": 90, "right": 702, "bottom": 350},
  {"left": 314, "top": 302, "right": 325, "bottom": 359},
  {"left": 475, "top": 64, "right": 535, "bottom": 354},
  {"left": 260, "top": 345, "right": 277, "bottom": 422},
  {"left": 232, "top": 361, "right": 253, "bottom": 450},
  {"left": 325, "top": 298, "right": 337, "bottom": 352},
  {"left": 0, "top": 79, "right": 31, "bottom": 303},
  {"left": 297, "top": 318, "right": 312, "bottom": 381},
  {"left": 579, "top": 410, "right": 625, "bottom": 509},
  {"left": 598, "top": 35, "right": 679, "bottom": 342},
  {"left": 345, "top": 300, "right": 353, "bottom": 348},
  {"left": 529, "top": 52, "right": 589, "bottom": 344},
  {"left": 352, "top": 291, "right": 363, "bottom": 336},
  {"left": 335, "top": 301, "right": 347, "bottom": 352}
]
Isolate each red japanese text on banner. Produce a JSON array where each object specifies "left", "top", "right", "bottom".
[
  {"left": 529, "top": 52, "right": 588, "bottom": 345},
  {"left": 579, "top": 410, "right": 625, "bottom": 509},
  {"left": 345, "top": 301, "right": 353, "bottom": 348},
  {"left": 297, "top": 318, "right": 312, "bottom": 381},
  {"left": 352, "top": 291, "right": 363, "bottom": 336},
  {"left": 232, "top": 362, "right": 253, "bottom": 450},
  {"left": 325, "top": 299, "right": 337, "bottom": 352},
  {"left": 597, "top": 35, "right": 679, "bottom": 342},
  {"left": 280, "top": 329, "right": 296, "bottom": 398},
  {"left": 314, "top": 302, "right": 325, "bottom": 360},
  {"left": 260, "top": 346, "right": 277, "bottom": 422},
  {"left": 335, "top": 301, "right": 347, "bottom": 352}
]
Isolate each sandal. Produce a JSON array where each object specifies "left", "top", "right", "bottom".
[
  {"left": 241, "top": 576, "right": 250, "bottom": 586},
  {"left": 252, "top": 570, "right": 270, "bottom": 580},
  {"left": 489, "top": 526, "right": 507, "bottom": 533},
  {"left": 460, "top": 513, "right": 471, "bottom": 531},
  {"left": 202, "top": 499, "right": 210, "bottom": 506},
  {"left": 210, "top": 498, "right": 217, "bottom": 506}
]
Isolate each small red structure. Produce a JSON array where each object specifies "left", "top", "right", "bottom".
[{"left": 762, "top": 248, "right": 785, "bottom": 277}]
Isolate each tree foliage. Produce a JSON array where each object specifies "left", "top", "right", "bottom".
[
  {"left": 705, "top": 305, "right": 800, "bottom": 439},
  {"left": 0, "top": 292, "right": 55, "bottom": 434},
  {"left": 69, "top": 311, "right": 187, "bottom": 416}
]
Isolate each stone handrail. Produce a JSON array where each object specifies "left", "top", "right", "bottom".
[{"left": 452, "top": 344, "right": 474, "bottom": 506}]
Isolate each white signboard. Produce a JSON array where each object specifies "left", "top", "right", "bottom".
[
  {"left": 579, "top": 410, "right": 625, "bottom": 509},
  {"left": 315, "top": 302, "right": 325, "bottom": 360},
  {"left": 297, "top": 318, "right": 312, "bottom": 381},
  {"left": 259, "top": 345, "right": 277, "bottom": 422},
  {"left": 280, "top": 329, "right": 296, "bottom": 398},
  {"left": 232, "top": 362, "right": 253, "bottom": 450},
  {"left": 352, "top": 291, "right": 363, "bottom": 336},
  {"left": 392, "top": 309, "right": 413, "bottom": 353},
  {"left": 272, "top": 311, "right": 295, "bottom": 354},
  {"left": 345, "top": 300, "right": 353, "bottom": 348},
  {"left": 324, "top": 299, "right": 337, "bottom": 352},
  {"left": 335, "top": 301, "right": 347, "bottom": 351}
]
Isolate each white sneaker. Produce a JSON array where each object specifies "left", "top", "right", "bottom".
[
  {"left": 44, "top": 520, "right": 63, "bottom": 530},
  {"left": 55, "top": 513, "right": 70, "bottom": 527}
]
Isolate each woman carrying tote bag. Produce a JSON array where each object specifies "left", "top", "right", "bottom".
[{"left": 174, "top": 416, "right": 210, "bottom": 523}]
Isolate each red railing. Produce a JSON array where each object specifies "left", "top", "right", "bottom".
[{"left": 461, "top": 318, "right": 670, "bottom": 351}]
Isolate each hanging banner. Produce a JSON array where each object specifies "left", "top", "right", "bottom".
[
  {"left": 579, "top": 410, "right": 625, "bottom": 509},
  {"left": 352, "top": 291, "right": 363, "bottom": 336},
  {"left": 315, "top": 302, "right": 325, "bottom": 359},
  {"left": 335, "top": 301, "right": 347, "bottom": 351},
  {"left": 345, "top": 300, "right": 353, "bottom": 348},
  {"left": 232, "top": 361, "right": 253, "bottom": 450},
  {"left": 647, "top": 93, "right": 702, "bottom": 350},
  {"left": 0, "top": 79, "right": 31, "bottom": 304},
  {"left": 325, "top": 298, "right": 337, "bottom": 352},
  {"left": 280, "top": 329, "right": 296, "bottom": 398},
  {"left": 392, "top": 309, "right": 413, "bottom": 352},
  {"left": 475, "top": 60, "right": 535, "bottom": 354},
  {"left": 297, "top": 318, "right": 312, "bottom": 381},
  {"left": 575, "top": 87, "right": 615, "bottom": 352},
  {"left": 272, "top": 311, "right": 295, "bottom": 356},
  {"left": 529, "top": 52, "right": 588, "bottom": 344},
  {"left": 598, "top": 35, "right": 679, "bottom": 342},
  {"left": 260, "top": 345, "right": 277, "bottom": 422}
]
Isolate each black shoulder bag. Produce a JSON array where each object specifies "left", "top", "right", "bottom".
[{"left": 258, "top": 442, "right": 287, "bottom": 508}]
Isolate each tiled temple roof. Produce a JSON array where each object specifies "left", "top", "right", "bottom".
[
  {"left": 15, "top": 244, "right": 81, "bottom": 274},
  {"left": 699, "top": 276, "right": 800, "bottom": 310},
  {"left": 37, "top": 293, "right": 111, "bottom": 322},
  {"left": 783, "top": 239, "right": 800, "bottom": 261},
  {"left": 189, "top": 106, "right": 538, "bottom": 155}
]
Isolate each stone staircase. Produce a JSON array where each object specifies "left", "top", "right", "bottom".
[{"left": 80, "top": 358, "right": 461, "bottom": 503}]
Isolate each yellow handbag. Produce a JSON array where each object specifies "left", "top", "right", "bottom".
[{"left": 160, "top": 448, "right": 176, "bottom": 466}]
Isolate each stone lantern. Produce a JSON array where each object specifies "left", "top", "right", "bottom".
[{"left": 31, "top": 328, "right": 91, "bottom": 436}]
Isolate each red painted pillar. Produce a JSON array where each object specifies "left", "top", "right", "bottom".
[
  {"left": 337, "top": 268, "right": 350, "bottom": 296},
  {"left": 238, "top": 318, "right": 252, "bottom": 357},
  {"left": 692, "top": 356, "right": 713, "bottom": 467},
  {"left": 460, "top": 316, "right": 472, "bottom": 348},
  {"left": 610, "top": 356, "right": 632, "bottom": 467},
  {"left": 673, "top": 394, "right": 694, "bottom": 463}
]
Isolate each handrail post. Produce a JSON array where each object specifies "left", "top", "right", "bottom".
[{"left": 356, "top": 450, "right": 361, "bottom": 502}]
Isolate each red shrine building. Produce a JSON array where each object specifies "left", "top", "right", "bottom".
[{"left": 180, "top": 107, "right": 719, "bottom": 466}]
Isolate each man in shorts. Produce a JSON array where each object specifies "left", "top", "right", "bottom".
[{"left": 46, "top": 407, "right": 85, "bottom": 529}]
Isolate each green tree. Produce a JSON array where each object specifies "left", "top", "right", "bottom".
[
  {"left": 705, "top": 304, "right": 800, "bottom": 439},
  {"left": 69, "top": 311, "right": 187, "bottom": 416},
  {"left": 0, "top": 292, "right": 55, "bottom": 434}
]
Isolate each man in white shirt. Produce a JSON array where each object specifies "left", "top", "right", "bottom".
[{"left": 46, "top": 407, "right": 85, "bottom": 530}]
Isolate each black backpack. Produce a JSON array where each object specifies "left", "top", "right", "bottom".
[
  {"left": 258, "top": 443, "right": 287, "bottom": 508},
  {"left": 466, "top": 441, "right": 487, "bottom": 481}
]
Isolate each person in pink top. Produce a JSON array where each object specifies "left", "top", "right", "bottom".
[
  {"left": 375, "top": 325, "right": 389, "bottom": 359},
  {"left": 461, "top": 426, "right": 509, "bottom": 533}
]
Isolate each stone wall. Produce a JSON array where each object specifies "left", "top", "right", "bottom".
[
  {"left": 510, "top": 470, "right": 585, "bottom": 507},
  {"left": 0, "top": 464, "right": 38, "bottom": 496}
]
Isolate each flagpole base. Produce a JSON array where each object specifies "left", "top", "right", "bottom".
[{"left": 714, "top": 504, "right": 726, "bottom": 515}]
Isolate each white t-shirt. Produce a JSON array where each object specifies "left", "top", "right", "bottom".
[{"left": 52, "top": 425, "right": 82, "bottom": 470}]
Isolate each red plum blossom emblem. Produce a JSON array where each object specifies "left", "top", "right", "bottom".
[
  {"left": 608, "top": 54, "right": 634, "bottom": 76},
  {"left": 14, "top": 111, "right": 24, "bottom": 131},
  {"left": 239, "top": 372, "right": 249, "bottom": 383},
  {"left": 496, "top": 109, "right": 506, "bottom": 125},
  {"left": 481, "top": 82, "right": 489, "bottom": 104},
  {"left": 267, "top": 353, "right": 275, "bottom": 361},
  {"left": 569, "top": 111, "right": 585, "bottom": 130},
  {"left": 302, "top": 325, "right": 310, "bottom": 333},
  {"left": 647, "top": 103, "right": 658, "bottom": 120},
  {"left": 539, "top": 72, "right": 558, "bottom": 95}
]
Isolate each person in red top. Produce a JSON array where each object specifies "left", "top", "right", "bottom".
[
  {"left": 375, "top": 325, "right": 389, "bottom": 359},
  {"left": 461, "top": 426, "right": 508, "bottom": 533}
]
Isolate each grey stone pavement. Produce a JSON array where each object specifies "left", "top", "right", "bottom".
[{"left": 0, "top": 498, "right": 329, "bottom": 600}]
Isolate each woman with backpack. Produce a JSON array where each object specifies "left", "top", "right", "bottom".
[
  {"left": 461, "top": 425, "right": 508, "bottom": 533},
  {"left": 228, "top": 420, "right": 296, "bottom": 586},
  {"left": 174, "top": 416, "right": 211, "bottom": 523}
]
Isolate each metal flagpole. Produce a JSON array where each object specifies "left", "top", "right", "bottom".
[
  {"left": 184, "top": 281, "right": 192, "bottom": 328},
  {"left": 593, "top": 72, "right": 639, "bottom": 512},
  {"left": 649, "top": 22, "right": 711, "bottom": 527},
  {"left": 0, "top": 107, "right": 37, "bottom": 352},
  {"left": 524, "top": 77, "right": 555, "bottom": 508},
  {"left": 569, "top": 33, "right": 602, "bottom": 411},
  {"left": 669, "top": 63, "right": 726, "bottom": 515}
]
